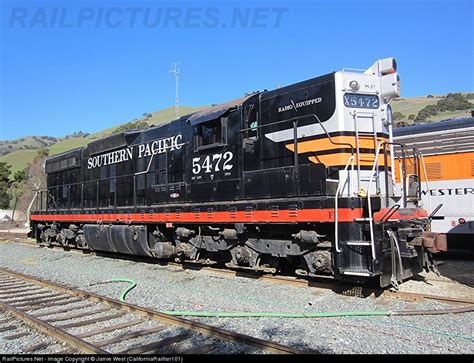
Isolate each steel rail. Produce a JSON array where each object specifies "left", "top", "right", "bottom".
[
  {"left": 0, "top": 301, "right": 107, "bottom": 354},
  {"left": 0, "top": 267, "right": 313, "bottom": 355},
  {"left": 3, "top": 237, "right": 473, "bottom": 306}
]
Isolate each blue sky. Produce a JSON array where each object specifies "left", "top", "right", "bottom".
[{"left": 0, "top": 0, "right": 473, "bottom": 140}]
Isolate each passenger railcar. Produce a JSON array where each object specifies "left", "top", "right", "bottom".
[
  {"left": 30, "top": 58, "right": 444, "bottom": 288},
  {"left": 393, "top": 117, "right": 474, "bottom": 250}
]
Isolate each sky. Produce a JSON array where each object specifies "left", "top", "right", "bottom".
[{"left": 0, "top": 0, "right": 473, "bottom": 140}]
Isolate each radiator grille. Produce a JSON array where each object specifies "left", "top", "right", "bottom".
[{"left": 426, "top": 162, "right": 442, "bottom": 179}]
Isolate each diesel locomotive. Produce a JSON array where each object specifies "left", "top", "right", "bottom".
[{"left": 30, "top": 58, "right": 445, "bottom": 288}]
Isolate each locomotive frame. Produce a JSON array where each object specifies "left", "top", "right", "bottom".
[{"left": 30, "top": 58, "right": 445, "bottom": 288}]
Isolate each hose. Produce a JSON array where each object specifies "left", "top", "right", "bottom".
[
  {"left": 158, "top": 310, "right": 390, "bottom": 318},
  {"left": 109, "top": 278, "right": 137, "bottom": 301},
  {"left": 90, "top": 278, "right": 137, "bottom": 302}
]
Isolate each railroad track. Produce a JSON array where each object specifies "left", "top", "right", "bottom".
[
  {"left": 3, "top": 236, "right": 474, "bottom": 307},
  {"left": 0, "top": 267, "right": 312, "bottom": 354}
]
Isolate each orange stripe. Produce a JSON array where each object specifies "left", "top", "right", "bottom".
[
  {"left": 286, "top": 136, "right": 391, "bottom": 167},
  {"left": 286, "top": 136, "right": 388, "bottom": 153},
  {"left": 394, "top": 151, "right": 474, "bottom": 182},
  {"left": 308, "top": 153, "right": 389, "bottom": 167},
  {"left": 30, "top": 208, "right": 364, "bottom": 224}
]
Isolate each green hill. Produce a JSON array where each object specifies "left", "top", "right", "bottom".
[
  {"left": 391, "top": 92, "right": 474, "bottom": 124},
  {"left": 0, "top": 105, "right": 206, "bottom": 175}
]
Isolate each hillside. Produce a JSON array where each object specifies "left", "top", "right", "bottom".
[
  {"left": 0, "top": 92, "right": 473, "bottom": 175},
  {"left": 391, "top": 92, "right": 474, "bottom": 124},
  {"left": 0, "top": 105, "right": 206, "bottom": 175}
]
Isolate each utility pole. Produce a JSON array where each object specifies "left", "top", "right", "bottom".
[{"left": 169, "top": 62, "right": 180, "bottom": 119}]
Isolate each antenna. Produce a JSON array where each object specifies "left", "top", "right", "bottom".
[{"left": 169, "top": 62, "right": 180, "bottom": 119}]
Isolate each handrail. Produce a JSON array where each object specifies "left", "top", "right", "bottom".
[
  {"left": 419, "top": 152, "right": 432, "bottom": 213},
  {"left": 25, "top": 191, "right": 39, "bottom": 229},
  {"left": 379, "top": 204, "right": 400, "bottom": 223},
  {"left": 366, "top": 140, "right": 386, "bottom": 260},
  {"left": 334, "top": 155, "right": 355, "bottom": 253}
]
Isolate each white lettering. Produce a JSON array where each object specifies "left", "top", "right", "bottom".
[{"left": 87, "top": 134, "right": 182, "bottom": 169}]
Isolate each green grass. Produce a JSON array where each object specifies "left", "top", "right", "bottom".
[
  {"left": 48, "top": 138, "right": 91, "bottom": 156},
  {"left": 391, "top": 93, "right": 474, "bottom": 121},
  {"left": 0, "top": 105, "right": 208, "bottom": 173},
  {"left": 0, "top": 149, "right": 41, "bottom": 174},
  {"left": 391, "top": 96, "right": 440, "bottom": 116}
]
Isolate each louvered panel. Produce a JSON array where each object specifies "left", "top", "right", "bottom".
[
  {"left": 405, "top": 163, "right": 415, "bottom": 174},
  {"left": 426, "top": 162, "right": 442, "bottom": 179}
]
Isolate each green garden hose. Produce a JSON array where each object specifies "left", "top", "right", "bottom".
[
  {"left": 158, "top": 310, "right": 391, "bottom": 318},
  {"left": 107, "top": 278, "right": 137, "bottom": 301}
]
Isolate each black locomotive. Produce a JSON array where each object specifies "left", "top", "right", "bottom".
[{"left": 30, "top": 58, "right": 444, "bottom": 288}]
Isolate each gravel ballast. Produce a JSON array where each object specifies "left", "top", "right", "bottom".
[{"left": 0, "top": 241, "right": 472, "bottom": 354}]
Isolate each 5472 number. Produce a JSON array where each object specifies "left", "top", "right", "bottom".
[{"left": 192, "top": 151, "right": 233, "bottom": 175}]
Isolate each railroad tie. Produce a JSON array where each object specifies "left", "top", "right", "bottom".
[
  {"left": 76, "top": 318, "right": 145, "bottom": 338},
  {"left": 13, "top": 294, "right": 74, "bottom": 308},
  {"left": 23, "top": 342, "right": 50, "bottom": 353},
  {"left": 20, "top": 297, "right": 83, "bottom": 312},
  {"left": 0, "top": 325, "right": 17, "bottom": 333},
  {"left": 44, "top": 307, "right": 111, "bottom": 323},
  {"left": 92, "top": 325, "right": 167, "bottom": 347},
  {"left": 184, "top": 343, "right": 216, "bottom": 354},
  {"left": 57, "top": 311, "right": 127, "bottom": 329},
  {"left": 5, "top": 332, "right": 29, "bottom": 340},
  {"left": 0, "top": 287, "right": 46, "bottom": 299},
  {"left": 33, "top": 303, "right": 97, "bottom": 318},
  {"left": 5, "top": 292, "right": 64, "bottom": 305},
  {"left": 119, "top": 332, "right": 193, "bottom": 354},
  {"left": 0, "top": 287, "right": 44, "bottom": 296}
]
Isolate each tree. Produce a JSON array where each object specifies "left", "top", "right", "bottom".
[
  {"left": 408, "top": 114, "right": 416, "bottom": 120},
  {"left": 392, "top": 111, "right": 405, "bottom": 121},
  {"left": 10, "top": 150, "right": 48, "bottom": 222},
  {"left": 0, "top": 162, "right": 12, "bottom": 208}
]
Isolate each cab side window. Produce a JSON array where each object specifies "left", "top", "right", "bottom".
[
  {"left": 244, "top": 103, "right": 258, "bottom": 139},
  {"left": 194, "top": 117, "right": 228, "bottom": 151}
]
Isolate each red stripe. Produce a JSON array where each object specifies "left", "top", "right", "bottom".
[
  {"left": 30, "top": 208, "right": 364, "bottom": 224},
  {"left": 373, "top": 208, "right": 428, "bottom": 222}
]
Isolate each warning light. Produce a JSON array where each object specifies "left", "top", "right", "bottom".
[{"left": 458, "top": 218, "right": 466, "bottom": 224}]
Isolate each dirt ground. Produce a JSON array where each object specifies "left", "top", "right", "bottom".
[{"left": 398, "top": 249, "right": 473, "bottom": 299}]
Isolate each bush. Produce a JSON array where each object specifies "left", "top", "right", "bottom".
[
  {"left": 415, "top": 93, "right": 473, "bottom": 122},
  {"left": 392, "top": 111, "right": 405, "bottom": 121},
  {"left": 114, "top": 120, "right": 149, "bottom": 134}
]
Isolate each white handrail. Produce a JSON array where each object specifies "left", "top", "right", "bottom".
[
  {"left": 25, "top": 191, "right": 39, "bottom": 229},
  {"left": 419, "top": 152, "right": 432, "bottom": 213},
  {"left": 367, "top": 141, "right": 386, "bottom": 260},
  {"left": 334, "top": 155, "right": 355, "bottom": 253}
]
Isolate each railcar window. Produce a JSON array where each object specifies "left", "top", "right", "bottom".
[
  {"left": 244, "top": 103, "right": 258, "bottom": 138},
  {"left": 194, "top": 117, "right": 228, "bottom": 150}
]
